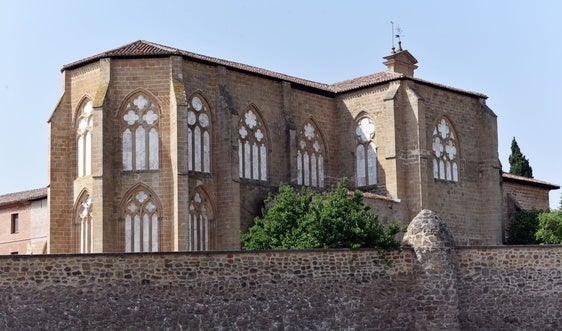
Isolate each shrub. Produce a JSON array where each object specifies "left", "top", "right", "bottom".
[
  {"left": 535, "top": 210, "right": 562, "bottom": 244},
  {"left": 241, "top": 179, "right": 403, "bottom": 250},
  {"left": 506, "top": 209, "right": 541, "bottom": 245}
]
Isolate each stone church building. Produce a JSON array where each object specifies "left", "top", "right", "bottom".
[{"left": 48, "top": 40, "right": 507, "bottom": 253}]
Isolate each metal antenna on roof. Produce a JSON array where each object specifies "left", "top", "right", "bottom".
[
  {"left": 391, "top": 21, "right": 404, "bottom": 53},
  {"left": 395, "top": 23, "right": 404, "bottom": 51},
  {"left": 391, "top": 21, "right": 396, "bottom": 53}
]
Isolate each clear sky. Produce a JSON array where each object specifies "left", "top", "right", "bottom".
[{"left": 1, "top": 0, "right": 561, "bottom": 208}]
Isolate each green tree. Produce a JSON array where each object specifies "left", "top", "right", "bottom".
[
  {"left": 241, "top": 179, "right": 403, "bottom": 250},
  {"left": 508, "top": 137, "right": 533, "bottom": 178},
  {"left": 535, "top": 210, "right": 562, "bottom": 244},
  {"left": 240, "top": 185, "right": 317, "bottom": 250},
  {"left": 506, "top": 209, "right": 541, "bottom": 245}
]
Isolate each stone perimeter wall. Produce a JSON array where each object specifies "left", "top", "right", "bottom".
[
  {"left": 456, "top": 246, "right": 562, "bottom": 330},
  {"left": 0, "top": 249, "right": 418, "bottom": 330},
  {"left": 0, "top": 245, "right": 561, "bottom": 330}
]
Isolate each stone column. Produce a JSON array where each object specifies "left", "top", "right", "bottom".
[
  {"left": 169, "top": 56, "right": 188, "bottom": 251},
  {"left": 402, "top": 209, "right": 460, "bottom": 330}
]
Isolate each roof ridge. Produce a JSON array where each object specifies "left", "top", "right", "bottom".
[
  {"left": 61, "top": 40, "right": 488, "bottom": 98},
  {"left": 137, "top": 40, "right": 182, "bottom": 53},
  {"left": 331, "top": 71, "right": 404, "bottom": 86},
  {"left": 329, "top": 71, "right": 404, "bottom": 93},
  {"left": 0, "top": 187, "right": 48, "bottom": 207},
  {"left": 502, "top": 172, "right": 560, "bottom": 189},
  {"left": 408, "top": 76, "right": 487, "bottom": 99}
]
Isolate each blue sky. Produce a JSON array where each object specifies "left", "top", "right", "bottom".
[{"left": 1, "top": 0, "right": 561, "bottom": 207}]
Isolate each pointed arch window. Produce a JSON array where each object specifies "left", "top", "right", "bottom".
[
  {"left": 188, "top": 188, "right": 214, "bottom": 251},
  {"left": 122, "top": 188, "right": 161, "bottom": 252},
  {"left": 297, "top": 120, "right": 325, "bottom": 188},
  {"left": 238, "top": 106, "right": 268, "bottom": 181},
  {"left": 77, "top": 100, "right": 93, "bottom": 177},
  {"left": 187, "top": 94, "right": 211, "bottom": 173},
  {"left": 355, "top": 117, "right": 377, "bottom": 187},
  {"left": 121, "top": 93, "right": 160, "bottom": 171},
  {"left": 432, "top": 117, "right": 459, "bottom": 182},
  {"left": 74, "top": 192, "right": 93, "bottom": 253}
]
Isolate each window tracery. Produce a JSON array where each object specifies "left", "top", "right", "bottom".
[
  {"left": 188, "top": 188, "right": 214, "bottom": 251},
  {"left": 238, "top": 107, "right": 268, "bottom": 181},
  {"left": 76, "top": 100, "right": 93, "bottom": 177},
  {"left": 432, "top": 117, "right": 459, "bottom": 182},
  {"left": 297, "top": 120, "right": 325, "bottom": 188},
  {"left": 74, "top": 191, "right": 92, "bottom": 253},
  {"left": 122, "top": 187, "right": 160, "bottom": 252},
  {"left": 355, "top": 117, "right": 377, "bottom": 186},
  {"left": 187, "top": 94, "right": 211, "bottom": 173},
  {"left": 121, "top": 93, "right": 159, "bottom": 171}
]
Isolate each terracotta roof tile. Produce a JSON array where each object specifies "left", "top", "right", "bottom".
[
  {"left": 0, "top": 187, "right": 48, "bottom": 207},
  {"left": 408, "top": 76, "right": 487, "bottom": 99},
  {"left": 62, "top": 40, "right": 332, "bottom": 93},
  {"left": 502, "top": 173, "right": 560, "bottom": 190},
  {"left": 61, "top": 40, "right": 488, "bottom": 98},
  {"left": 330, "top": 71, "right": 404, "bottom": 93}
]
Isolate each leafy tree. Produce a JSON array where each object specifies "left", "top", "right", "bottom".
[
  {"left": 506, "top": 209, "right": 541, "bottom": 245},
  {"left": 240, "top": 185, "right": 317, "bottom": 250},
  {"left": 241, "top": 179, "right": 403, "bottom": 250},
  {"left": 535, "top": 210, "right": 562, "bottom": 244},
  {"left": 508, "top": 137, "right": 533, "bottom": 178}
]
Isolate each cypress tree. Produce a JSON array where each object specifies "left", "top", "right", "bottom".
[{"left": 508, "top": 137, "right": 533, "bottom": 178}]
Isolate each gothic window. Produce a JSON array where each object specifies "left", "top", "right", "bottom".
[
  {"left": 432, "top": 117, "right": 459, "bottom": 182},
  {"left": 76, "top": 99, "right": 93, "bottom": 177},
  {"left": 122, "top": 187, "right": 161, "bottom": 252},
  {"left": 355, "top": 117, "right": 377, "bottom": 187},
  {"left": 74, "top": 191, "right": 93, "bottom": 253},
  {"left": 238, "top": 106, "right": 268, "bottom": 181},
  {"left": 187, "top": 94, "right": 211, "bottom": 173},
  {"left": 121, "top": 93, "right": 160, "bottom": 171},
  {"left": 188, "top": 188, "right": 214, "bottom": 251},
  {"left": 297, "top": 120, "right": 325, "bottom": 188}
]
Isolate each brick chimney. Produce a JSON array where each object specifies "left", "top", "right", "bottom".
[{"left": 383, "top": 42, "right": 418, "bottom": 77}]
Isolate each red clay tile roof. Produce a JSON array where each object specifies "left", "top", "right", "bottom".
[
  {"left": 62, "top": 40, "right": 332, "bottom": 93},
  {"left": 62, "top": 40, "right": 181, "bottom": 68},
  {"left": 502, "top": 173, "right": 560, "bottom": 190},
  {"left": 407, "top": 76, "right": 487, "bottom": 99},
  {"left": 0, "top": 187, "right": 48, "bottom": 207},
  {"left": 330, "top": 71, "right": 404, "bottom": 93},
  {"left": 62, "top": 40, "right": 488, "bottom": 98}
]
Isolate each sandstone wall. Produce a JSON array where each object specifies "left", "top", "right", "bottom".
[
  {"left": 503, "top": 180, "right": 551, "bottom": 211},
  {"left": 414, "top": 82, "right": 503, "bottom": 246}
]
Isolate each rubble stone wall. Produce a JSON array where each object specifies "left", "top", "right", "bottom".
[
  {"left": 1, "top": 208, "right": 561, "bottom": 330},
  {"left": 455, "top": 245, "right": 562, "bottom": 330},
  {"left": 0, "top": 245, "right": 560, "bottom": 330},
  {"left": 0, "top": 249, "right": 418, "bottom": 330}
]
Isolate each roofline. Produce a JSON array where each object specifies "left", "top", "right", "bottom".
[
  {"left": 502, "top": 173, "right": 560, "bottom": 190},
  {"left": 60, "top": 40, "right": 489, "bottom": 99},
  {"left": 0, "top": 187, "right": 48, "bottom": 208},
  {"left": 406, "top": 77, "right": 488, "bottom": 99},
  {"left": 332, "top": 75, "right": 487, "bottom": 99},
  {"left": 62, "top": 48, "right": 336, "bottom": 97}
]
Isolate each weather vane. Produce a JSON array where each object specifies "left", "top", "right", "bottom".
[{"left": 390, "top": 21, "right": 404, "bottom": 53}]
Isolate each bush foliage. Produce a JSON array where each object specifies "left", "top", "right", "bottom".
[
  {"left": 535, "top": 210, "right": 562, "bottom": 244},
  {"left": 507, "top": 205, "right": 562, "bottom": 245},
  {"left": 241, "top": 179, "right": 403, "bottom": 250},
  {"left": 506, "top": 209, "right": 541, "bottom": 245}
]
